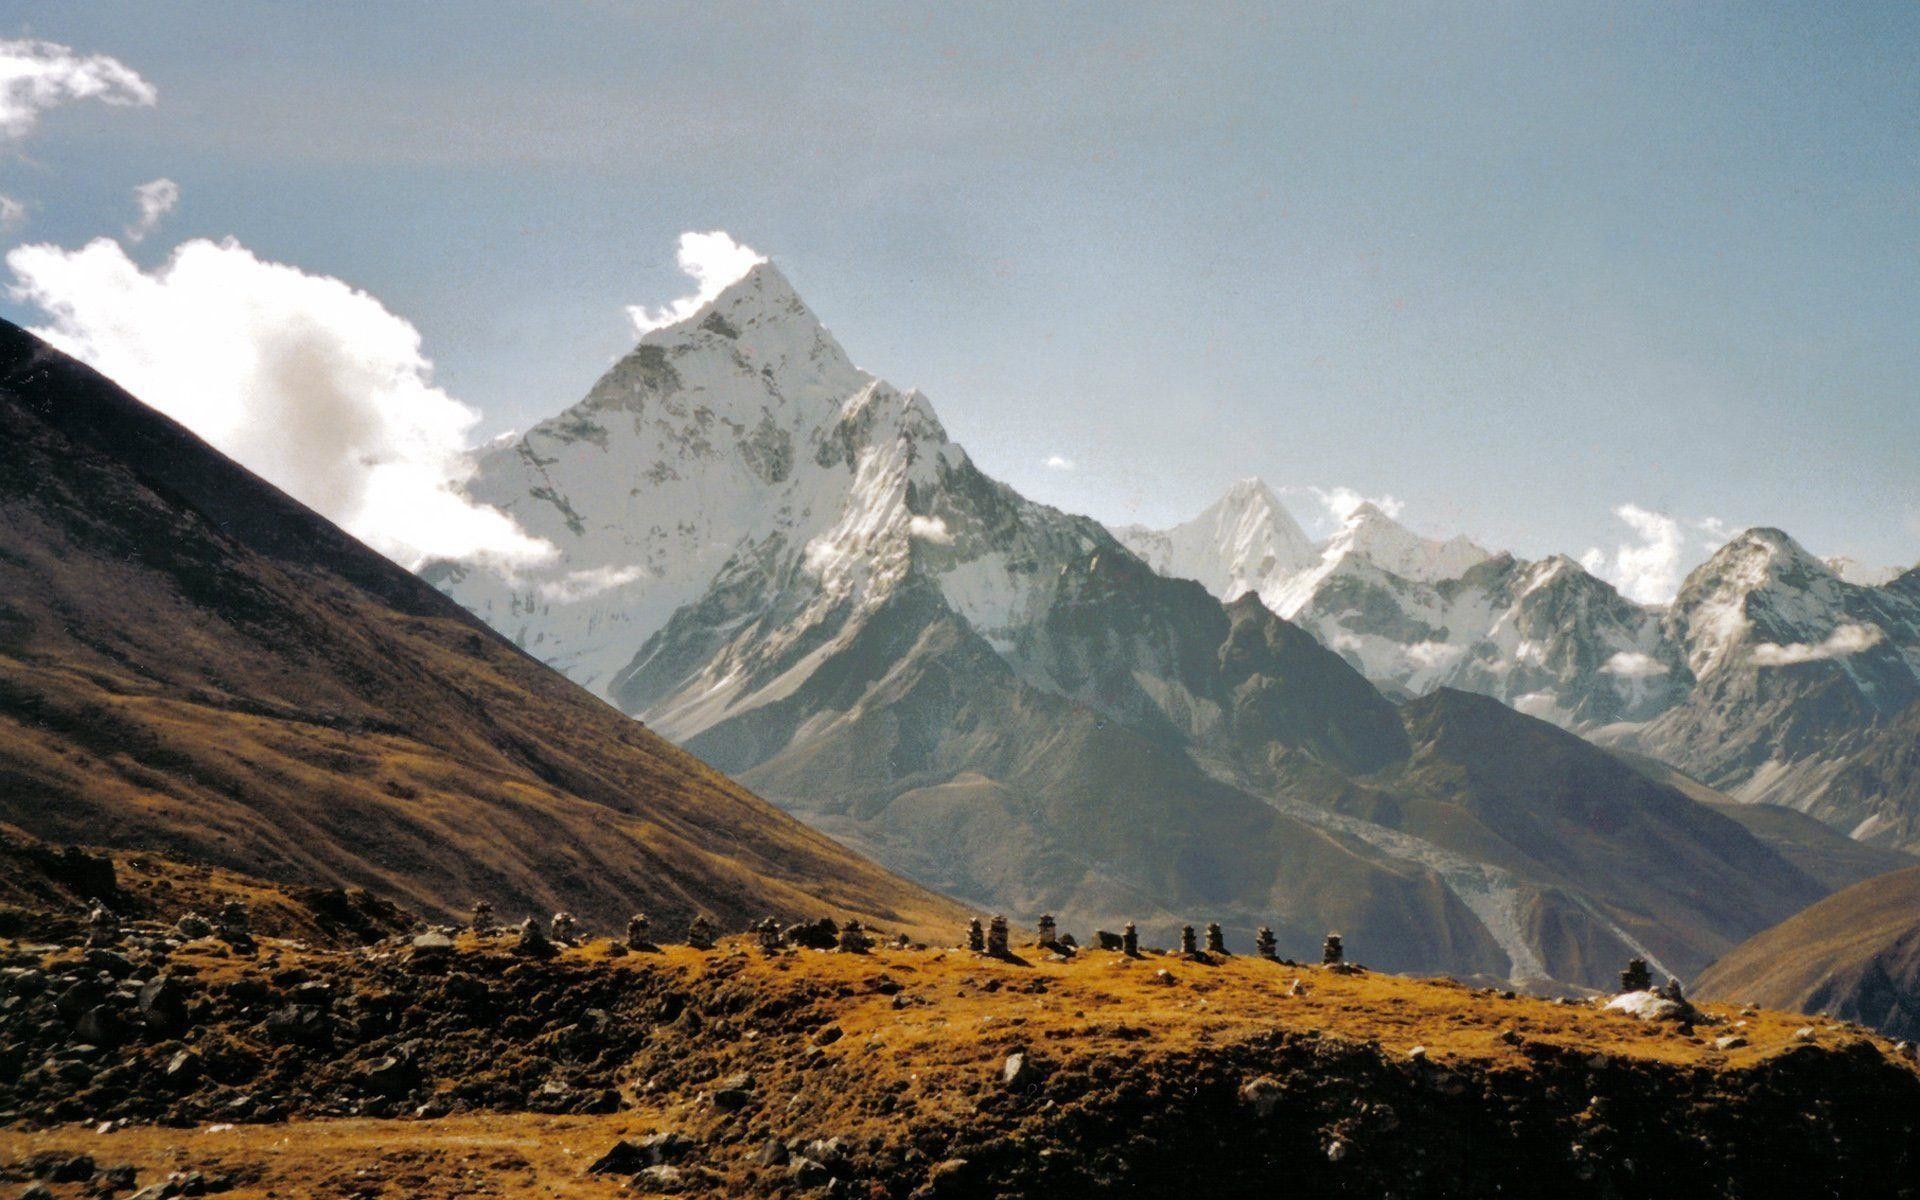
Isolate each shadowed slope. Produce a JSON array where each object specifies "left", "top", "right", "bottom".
[
  {"left": 1697, "top": 866, "right": 1920, "bottom": 1040},
  {"left": 0, "top": 321, "right": 960, "bottom": 939}
]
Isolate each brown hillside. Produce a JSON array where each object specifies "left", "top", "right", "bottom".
[
  {"left": 0, "top": 321, "right": 959, "bottom": 939},
  {"left": 1696, "top": 866, "right": 1920, "bottom": 1041}
]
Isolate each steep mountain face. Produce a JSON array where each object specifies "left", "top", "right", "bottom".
[
  {"left": 1696, "top": 865, "right": 1920, "bottom": 1040},
  {"left": 427, "top": 269, "right": 1855, "bottom": 992},
  {"left": 0, "top": 320, "right": 961, "bottom": 939}
]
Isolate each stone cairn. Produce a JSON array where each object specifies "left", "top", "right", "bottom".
[
  {"left": 1255, "top": 926, "right": 1278, "bottom": 960},
  {"left": 1620, "top": 957, "right": 1653, "bottom": 992},
  {"left": 1036, "top": 914, "right": 1058, "bottom": 949},
  {"left": 967, "top": 918, "right": 986, "bottom": 953},
  {"left": 87, "top": 902, "right": 120, "bottom": 947},
  {"left": 516, "top": 915, "right": 552, "bottom": 957},
  {"left": 837, "top": 919, "right": 871, "bottom": 954},
  {"left": 549, "top": 912, "right": 578, "bottom": 945},
  {"left": 1180, "top": 925, "right": 1199, "bottom": 956},
  {"left": 756, "top": 916, "right": 783, "bottom": 954},
  {"left": 627, "top": 913, "right": 652, "bottom": 950},
  {"left": 986, "top": 915, "right": 1010, "bottom": 957},
  {"left": 1205, "top": 922, "right": 1228, "bottom": 955},
  {"left": 1122, "top": 922, "right": 1139, "bottom": 956},
  {"left": 470, "top": 900, "right": 496, "bottom": 935},
  {"left": 217, "top": 901, "right": 251, "bottom": 938},
  {"left": 1322, "top": 933, "right": 1344, "bottom": 966},
  {"left": 217, "top": 902, "right": 255, "bottom": 952},
  {"left": 688, "top": 916, "right": 716, "bottom": 951}
]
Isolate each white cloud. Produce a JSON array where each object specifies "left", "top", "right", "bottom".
[
  {"left": 536, "top": 564, "right": 645, "bottom": 604},
  {"left": 6, "top": 235, "right": 556, "bottom": 571},
  {"left": 907, "top": 514, "right": 953, "bottom": 543},
  {"left": 1601, "top": 651, "right": 1669, "bottom": 678},
  {"left": 0, "top": 39, "right": 156, "bottom": 142},
  {"left": 625, "top": 230, "right": 766, "bottom": 336},
  {"left": 124, "top": 178, "right": 178, "bottom": 243},
  {"left": 1751, "top": 623, "right": 1884, "bottom": 667},
  {"left": 0, "top": 194, "right": 23, "bottom": 231},
  {"left": 1580, "top": 503, "right": 1735, "bottom": 604},
  {"left": 1043, "top": 454, "right": 1076, "bottom": 471},
  {"left": 1288, "top": 485, "right": 1405, "bottom": 531}
]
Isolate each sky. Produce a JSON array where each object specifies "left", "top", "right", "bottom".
[{"left": 1, "top": 1, "right": 1916, "bottom": 595}]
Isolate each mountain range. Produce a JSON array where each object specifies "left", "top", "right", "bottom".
[
  {"left": 428, "top": 264, "right": 1914, "bottom": 991},
  {"left": 1117, "top": 479, "right": 1920, "bottom": 855}
]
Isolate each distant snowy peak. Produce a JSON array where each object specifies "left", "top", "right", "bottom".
[
  {"left": 1666, "top": 528, "right": 1848, "bottom": 679},
  {"left": 1323, "top": 502, "right": 1492, "bottom": 584},
  {"left": 1112, "top": 476, "right": 1316, "bottom": 601}
]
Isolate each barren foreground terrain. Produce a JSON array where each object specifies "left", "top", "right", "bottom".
[{"left": 5, "top": 882, "right": 1919, "bottom": 1199}]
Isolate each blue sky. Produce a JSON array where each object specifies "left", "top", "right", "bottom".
[{"left": 3, "top": 1, "right": 1916, "bottom": 580}]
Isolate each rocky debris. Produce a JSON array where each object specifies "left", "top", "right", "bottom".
[
  {"left": 1255, "top": 927, "right": 1277, "bottom": 959},
  {"left": 836, "top": 920, "right": 870, "bottom": 955},
  {"left": 687, "top": 917, "right": 716, "bottom": 951},
  {"left": 1322, "top": 933, "right": 1343, "bottom": 966},
  {"left": 1620, "top": 957, "right": 1653, "bottom": 993},
  {"left": 1206, "top": 923, "right": 1228, "bottom": 955},
  {"left": 986, "top": 916, "right": 1009, "bottom": 957},
  {"left": 6, "top": 921, "right": 1920, "bottom": 1199}
]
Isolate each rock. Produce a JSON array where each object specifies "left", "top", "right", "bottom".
[
  {"left": 99, "top": 1164, "right": 138, "bottom": 1192},
  {"left": 636, "top": 1130, "right": 696, "bottom": 1164},
  {"left": 1238, "top": 1075, "right": 1283, "bottom": 1117},
  {"left": 1001, "top": 1052, "right": 1034, "bottom": 1090},
  {"left": 20, "top": 1185, "right": 54, "bottom": 1200},
  {"left": 587, "top": 1140, "right": 646, "bottom": 1175},
  {"left": 1155, "top": 969, "right": 1176, "bottom": 986},
  {"left": 1407, "top": 1045, "right": 1428, "bottom": 1062},
  {"left": 927, "top": 1158, "right": 973, "bottom": 1195},
  {"left": 1604, "top": 990, "right": 1688, "bottom": 1023},
  {"left": 751, "top": 1138, "right": 789, "bottom": 1167},
  {"left": 712, "top": 1072, "right": 754, "bottom": 1110},
  {"left": 812, "top": 1024, "right": 843, "bottom": 1047},
  {"left": 410, "top": 931, "right": 454, "bottom": 954},
  {"left": 49, "top": 1154, "right": 96, "bottom": 1182},
  {"left": 1326, "top": 1138, "right": 1350, "bottom": 1163},
  {"left": 1715, "top": 1035, "right": 1748, "bottom": 1051},
  {"left": 788, "top": 1158, "right": 830, "bottom": 1188},
  {"left": 164, "top": 1049, "right": 203, "bottom": 1086},
  {"left": 633, "top": 1164, "right": 685, "bottom": 1193},
  {"left": 1793, "top": 1027, "right": 1818, "bottom": 1043}
]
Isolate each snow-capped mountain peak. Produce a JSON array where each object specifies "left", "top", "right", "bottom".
[
  {"left": 1323, "top": 502, "right": 1491, "bottom": 583},
  {"left": 1111, "top": 475, "right": 1316, "bottom": 602}
]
